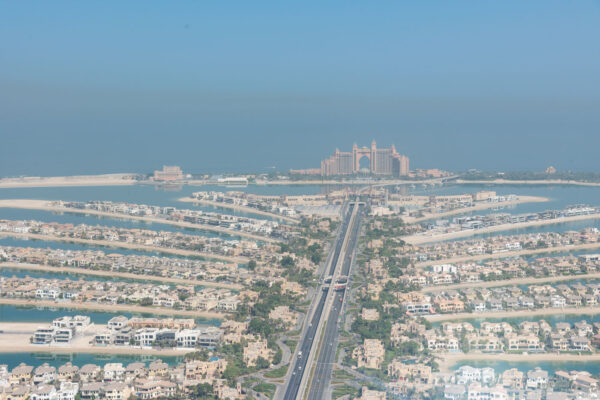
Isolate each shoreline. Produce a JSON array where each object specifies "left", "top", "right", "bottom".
[
  {"left": 0, "top": 346, "right": 194, "bottom": 356},
  {"left": 421, "top": 272, "right": 600, "bottom": 293},
  {"left": 3, "top": 175, "right": 600, "bottom": 189},
  {"left": 415, "top": 242, "right": 600, "bottom": 268},
  {"left": 0, "top": 322, "right": 194, "bottom": 356},
  {"left": 0, "top": 231, "right": 249, "bottom": 264},
  {"left": 424, "top": 305, "right": 600, "bottom": 323},
  {"left": 0, "top": 262, "right": 243, "bottom": 290},
  {"left": 400, "top": 195, "right": 548, "bottom": 224},
  {"left": 0, "top": 174, "right": 138, "bottom": 189},
  {"left": 0, "top": 199, "right": 276, "bottom": 244},
  {"left": 438, "top": 353, "right": 600, "bottom": 372},
  {"left": 455, "top": 179, "right": 600, "bottom": 187},
  {"left": 178, "top": 196, "right": 299, "bottom": 224},
  {"left": 404, "top": 213, "right": 600, "bottom": 245},
  {"left": 0, "top": 175, "right": 452, "bottom": 189},
  {"left": 194, "top": 178, "right": 452, "bottom": 186},
  {"left": 0, "top": 298, "right": 227, "bottom": 319}
]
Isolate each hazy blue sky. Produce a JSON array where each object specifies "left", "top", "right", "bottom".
[{"left": 1, "top": 1, "right": 599, "bottom": 176}]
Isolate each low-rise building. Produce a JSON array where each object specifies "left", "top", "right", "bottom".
[{"left": 353, "top": 339, "right": 385, "bottom": 370}]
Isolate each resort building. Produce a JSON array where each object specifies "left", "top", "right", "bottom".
[{"left": 319, "top": 141, "right": 410, "bottom": 176}]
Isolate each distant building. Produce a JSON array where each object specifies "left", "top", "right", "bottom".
[
  {"left": 320, "top": 141, "right": 409, "bottom": 176},
  {"left": 546, "top": 166, "right": 557, "bottom": 174},
  {"left": 357, "top": 386, "right": 386, "bottom": 400},
  {"left": 153, "top": 166, "right": 183, "bottom": 182},
  {"left": 289, "top": 168, "right": 321, "bottom": 175}
]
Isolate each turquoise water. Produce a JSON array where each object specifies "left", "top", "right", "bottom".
[
  {"left": 0, "top": 267, "right": 212, "bottom": 297},
  {"left": 440, "top": 219, "right": 600, "bottom": 243},
  {"left": 0, "top": 184, "right": 325, "bottom": 207},
  {"left": 0, "top": 267, "right": 204, "bottom": 289},
  {"left": 0, "top": 207, "right": 228, "bottom": 238},
  {"left": 0, "top": 352, "right": 184, "bottom": 370},
  {"left": 434, "top": 313, "right": 600, "bottom": 330},
  {"left": 0, "top": 304, "right": 222, "bottom": 326},
  {"left": 523, "top": 248, "right": 600, "bottom": 262},
  {"left": 412, "top": 184, "right": 600, "bottom": 216},
  {"left": 3, "top": 182, "right": 600, "bottom": 373},
  {"left": 0, "top": 266, "right": 128, "bottom": 282},
  {"left": 0, "top": 237, "right": 233, "bottom": 263},
  {"left": 399, "top": 184, "right": 600, "bottom": 242},
  {"left": 451, "top": 360, "right": 600, "bottom": 375},
  {"left": 0, "top": 236, "right": 173, "bottom": 258},
  {"left": 0, "top": 184, "right": 328, "bottom": 238},
  {"left": 1, "top": 182, "right": 598, "bottom": 213}
]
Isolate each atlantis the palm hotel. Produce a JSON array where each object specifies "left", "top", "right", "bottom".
[{"left": 291, "top": 141, "right": 410, "bottom": 177}]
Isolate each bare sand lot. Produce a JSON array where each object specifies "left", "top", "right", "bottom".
[
  {"left": 0, "top": 322, "right": 193, "bottom": 355},
  {"left": 415, "top": 242, "right": 600, "bottom": 268},
  {"left": 0, "top": 231, "right": 248, "bottom": 264},
  {"left": 424, "top": 306, "right": 600, "bottom": 323},
  {"left": 400, "top": 195, "right": 548, "bottom": 224},
  {"left": 404, "top": 213, "right": 600, "bottom": 245},
  {"left": 0, "top": 199, "right": 276, "bottom": 244},
  {"left": 438, "top": 353, "right": 600, "bottom": 372},
  {"left": 421, "top": 272, "right": 600, "bottom": 293},
  {"left": 179, "top": 197, "right": 299, "bottom": 224},
  {"left": 0, "top": 174, "right": 138, "bottom": 188},
  {"left": 0, "top": 298, "right": 227, "bottom": 319},
  {"left": 0, "top": 262, "right": 243, "bottom": 290}
]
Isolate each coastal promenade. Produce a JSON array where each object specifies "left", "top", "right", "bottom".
[
  {"left": 424, "top": 305, "right": 600, "bottom": 323},
  {"left": 0, "top": 298, "right": 227, "bottom": 319},
  {"left": 415, "top": 242, "right": 600, "bottom": 268},
  {"left": 179, "top": 196, "right": 299, "bottom": 223},
  {"left": 0, "top": 322, "right": 195, "bottom": 356},
  {"left": 404, "top": 212, "right": 600, "bottom": 245},
  {"left": 421, "top": 272, "right": 600, "bottom": 293},
  {"left": 0, "top": 199, "right": 277, "bottom": 243},
  {"left": 401, "top": 195, "right": 548, "bottom": 223},
  {"left": 0, "top": 262, "right": 243, "bottom": 290},
  {"left": 0, "top": 231, "right": 248, "bottom": 264}
]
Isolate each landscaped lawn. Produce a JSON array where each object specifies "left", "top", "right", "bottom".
[
  {"left": 264, "top": 365, "right": 288, "bottom": 378},
  {"left": 253, "top": 382, "right": 277, "bottom": 399}
]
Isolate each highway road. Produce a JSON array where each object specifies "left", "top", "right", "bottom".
[
  {"left": 281, "top": 203, "right": 359, "bottom": 400},
  {"left": 306, "top": 203, "right": 363, "bottom": 399}
]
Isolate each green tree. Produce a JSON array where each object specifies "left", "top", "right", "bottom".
[
  {"left": 255, "top": 357, "right": 271, "bottom": 369},
  {"left": 281, "top": 256, "right": 295, "bottom": 268},
  {"left": 140, "top": 297, "right": 153, "bottom": 306},
  {"left": 272, "top": 348, "right": 283, "bottom": 365},
  {"left": 190, "top": 382, "right": 215, "bottom": 398}
]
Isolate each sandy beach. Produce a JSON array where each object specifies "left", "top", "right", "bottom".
[
  {"left": 178, "top": 196, "right": 299, "bottom": 223},
  {"left": 415, "top": 242, "right": 600, "bottom": 268},
  {"left": 455, "top": 179, "right": 600, "bottom": 187},
  {"left": 0, "top": 298, "right": 227, "bottom": 319},
  {"left": 438, "top": 353, "right": 600, "bottom": 372},
  {"left": 0, "top": 262, "right": 243, "bottom": 290},
  {"left": 424, "top": 306, "right": 600, "bottom": 323},
  {"left": 0, "top": 322, "right": 194, "bottom": 356},
  {"left": 400, "top": 195, "right": 548, "bottom": 224},
  {"left": 421, "top": 272, "right": 600, "bottom": 293},
  {"left": 0, "top": 231, "right": 249, "bottom": 264},
  {"left": 0, "top": 199, "right": 277, "bottom": 244},
  {"left": 0, "top": 174, "right": 138, "bottom": 189},
  {"left": 404, "top": 213, "right": 600, "bottom": 245}
]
